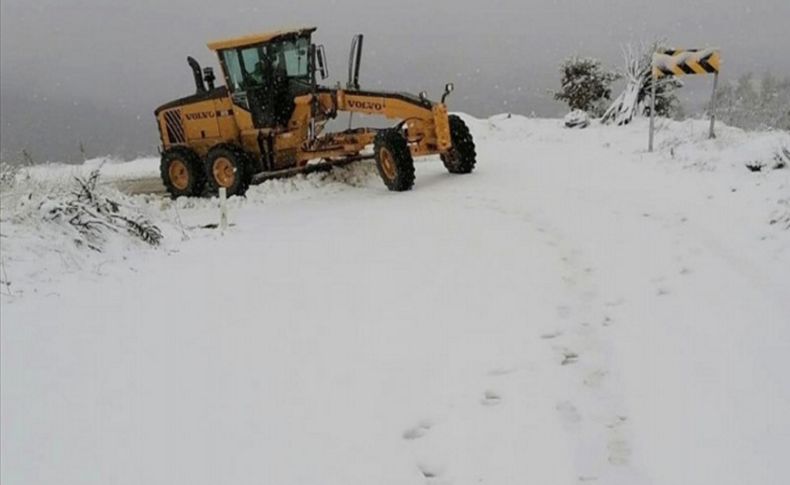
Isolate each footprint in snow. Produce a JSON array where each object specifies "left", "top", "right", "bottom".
[
  {"left": 607, "top": 437, "right": 632, "bottom": 466},
  {"left": 487, "top": 366, "right": 517, "bottom": 376},
  {"left": 607, "top": 416, "right": 628, "bottom": 429},
  {"left": 417, "top": 461, "right": 446, "bottom": 481},
  {"left": 403, "top": 420, "right": 433, "bottom": 440},
  {"left": 583, "top": 369, "right": 607, "bottom": 388},
  {"left": 560, "top": 349, "right": 579, "bottom": 366},
  {"left": 556, "top": 305, "right": 572, "bottom": 319},
  {"left": 556, "top": 401, "right": 581, "bottom": 424},
  {"left": 540, "top": 330, "right": 563, "bottom": 340},
  {"left": 481, "top": 390, "right": 502, "bottom": 406}
]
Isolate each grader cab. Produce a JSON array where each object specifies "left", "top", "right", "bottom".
[{"left": 155, "top": 27, "right": 476, "bottom": 197}]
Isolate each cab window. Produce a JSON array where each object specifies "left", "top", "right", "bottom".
[
  {"left": 240, "top": 46, "right": 265, "bottom": 85},
  {"left": 221, "top": 50, "right": 245, "bottom": 91},
  {"left": 220, "top": 36, "right": 311, "bottom": 92},
  {"left": 278, "top": 37, "right": 310, "bottom": 78}
]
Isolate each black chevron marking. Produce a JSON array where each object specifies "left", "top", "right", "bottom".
[
  {"left": 659, "top": 67, "right": 674, "bottom": 77},
  {"left": 679, "top": 62, "right": 696, "bottom": 75},
  {"left": 697, "top": 52, "right": 717, "bottom": 73}
]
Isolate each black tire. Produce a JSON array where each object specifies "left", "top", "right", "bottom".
[
  {"left": 160, "top": 147, "right": 206, "bottom": 198},
  {"left": 440, "top": 114, "right": 477, "bottom": 174},
  {"left": 205, "top": 145, "right": 251, "bottom": 197},
  {"left": 374, "top": 129, "right": 415, "bottom": 191}
]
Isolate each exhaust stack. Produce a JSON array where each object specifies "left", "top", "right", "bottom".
[
  {"left": 187, "top": 56, "right": 207, "bottom": 94},
  {"left": 347, "top": 34, "right": 363, "bottom": 90}
]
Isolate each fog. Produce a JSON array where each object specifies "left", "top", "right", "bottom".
[{"left": 1, "top": 0, "right": 788, "bottom": 163}]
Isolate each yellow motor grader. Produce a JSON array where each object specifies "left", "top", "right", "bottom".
[{"left": 154, "top": 27, "right": 476, "bottom": 197}]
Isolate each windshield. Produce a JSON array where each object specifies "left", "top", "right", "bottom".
[{"left": 221, "top": 36, "right": 310, "bottom": 91}]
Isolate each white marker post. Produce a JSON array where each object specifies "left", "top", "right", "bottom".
[{"left": 219, "top": 187, "right": 228, "bottom": 233}]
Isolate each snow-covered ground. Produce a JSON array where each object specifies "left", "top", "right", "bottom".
[{"left": 1, "top": 115, "right": 789, "bottom": 485}]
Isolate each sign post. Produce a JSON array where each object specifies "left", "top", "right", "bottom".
[
  {"left": 650, "top": 48, "right": 721, "bottom": 151},
  {"left": 649, "top": 75, "right": 656, "bottom": 152},
  {"left": 708, "top": 71, "right": 719, "bottom": 139}
]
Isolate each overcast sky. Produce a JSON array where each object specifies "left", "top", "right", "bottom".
[{"left": 2, "top": 0, "right": 788, "bottom": 162}]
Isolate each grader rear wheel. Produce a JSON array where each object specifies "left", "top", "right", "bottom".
[
  {"left": 205, "top": 146, "right": 251, "bottom": 197},
  {"left": 212, "top": 157, "right": 236, "bottom": 188},
  {"left": 374, "top": 129, "right": 415, "bottom": 191}
]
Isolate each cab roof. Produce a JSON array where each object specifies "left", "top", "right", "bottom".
[{"left": 207, "top": 27, "right": 317, "bottom": 51}]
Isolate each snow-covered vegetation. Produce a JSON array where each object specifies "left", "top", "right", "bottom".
[
  {"left": 715, "top": 71, "right": 790, "bottom": 131},
  {"left": 602, "top": 43, "right": 682, "bottom": 125},
  {"left": 2, "top": 114, "right": 788, "bottom": 485},
  {"left": 554, "top": 57, "right": 619, "bottom": 116}
]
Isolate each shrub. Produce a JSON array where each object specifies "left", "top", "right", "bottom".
[{"left": 554, "top": 57, "right": 620, "bottom": 116}]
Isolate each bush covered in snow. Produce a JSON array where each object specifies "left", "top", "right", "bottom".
[
  {"left": 603, "top": 43, "right": 682, "bottom": 126},
  {"left": 42, "top": 170, "right": 163, "bottom": 250},
  {"left": 2, "top": 168, "right": 162, "bottom": 252},
  {"left": 564, "top": 109, "right": 590, "bottom": 128},
  {"left": 554, "top": 57, "right": 619, "bottom": 117},
  {"left": 0, "top": 161, "right": 21, "bottom": 190}
]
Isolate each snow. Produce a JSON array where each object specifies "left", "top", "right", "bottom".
[{"left": 2, "top": 115, "right": 789, "bottom": 485}]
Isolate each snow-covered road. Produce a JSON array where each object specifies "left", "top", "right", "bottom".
[{"left": 2, "top": 116, "right": 789, "bottom": 485}]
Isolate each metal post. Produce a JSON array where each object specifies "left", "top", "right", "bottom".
[
  {"left": 649, "top": 75, "right": 657, "bottom": 152},
  {"left": 219, "top": 187, "right": 228, "bottom": 233},
  {"left": 708, "top": 71, "right": 719, "bottom": 139}
]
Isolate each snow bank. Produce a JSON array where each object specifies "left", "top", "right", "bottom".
[
  {"left": 654, "top": 119, "right": 790, "bottom": 172},
  {"left": 3, "top": 115, "right": 788, "bottom": 297},
  {"left": 0, "top": 170, "right": 174, "bottom": 297},
  {"left": 20, "top": 156, "right": 160, "bottom": 184}
]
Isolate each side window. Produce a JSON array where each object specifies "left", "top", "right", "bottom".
[
  {"left": 222, "top": 50, "right": 244, "bottom": 91},
  {"left": 282, "top": 38, "right": 309, "bottom": 77}
]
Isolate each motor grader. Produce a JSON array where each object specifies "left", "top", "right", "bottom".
[{"left": 154, "top": 27, "right": 476, "bottom": 197}]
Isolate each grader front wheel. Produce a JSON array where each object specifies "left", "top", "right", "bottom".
[
  {"left": 441, "top": 114, "right": 477, "bottom": 174},
  {"left": 160, "top": 147, "right": 205, "bottom": 198},
  {"left": 374, "top": 130, "right": 415, "bottom": 191}
]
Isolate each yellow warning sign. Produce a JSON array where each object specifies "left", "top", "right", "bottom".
[{"left": 652, "top": 48, "right": 721, "bottom": 78}]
